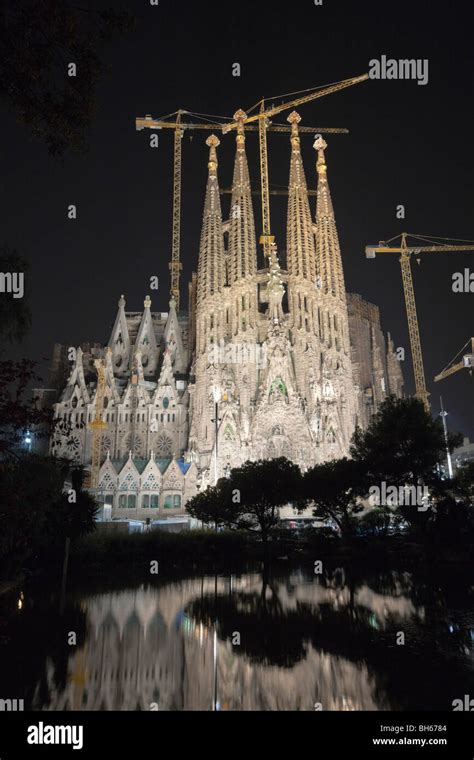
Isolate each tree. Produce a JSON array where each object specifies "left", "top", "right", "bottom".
[
  {"left": 302, "top": 457, "right": 364, "bottom": 539},
  {"left": 453, "top": 461, "right": 474, "bottom": 505},
  {"left": 357, "top": 507, "right": 393, "bottom": 538},
  {"left": 0, "top": 358, "right": 53, "bottom": 459},
  {"left": 350, "top": 396, "right": 461, "bottom": 489},
  {"left": 50, "top": 466, "right": 97, "bottom": 543},
  {"left": 187, "top": 458, "right": 302, "bottom": 543},
  {"left": 0, "top": 1, "right": 133, "bottom": 155},
  {"left": 183, "top": 484, "right": 230, "bottom": 529},
  {"left": 0, "top": 456, "right": 97, "bottom": 573}
]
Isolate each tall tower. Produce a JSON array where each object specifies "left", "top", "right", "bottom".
[
  {"left": 286, "top": 112, "right": 320, "bottom": 402},
  {"left": 314, "top": 136, "right": 346, "bottom": 303},
  {"left": 196, "top": 135, "right": 225, "bottom": 311},
  {"left": 222, "top": 109, "right": 260, "bottom": 454},
  {"left": 286, "top": 111, "right": 317, "bottom": 286},
  {"left": 226, "top": 110, "right": 259, "bottom": 342},
  {"left": 188, "top": 135, "right": 226, "bottom": 475},
  {"left": 228, "top": 110, "right": 257, "bottom": 286},
  {"left": 309, "top": 136, "right": 357, "bottom": 456}
]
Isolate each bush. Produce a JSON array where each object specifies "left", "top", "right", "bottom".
[{"left": 72, "top": 528, "right": 252, "bottom": 569}]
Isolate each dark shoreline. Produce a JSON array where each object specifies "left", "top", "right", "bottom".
[{"left": 2, "top": 528, "right": 474, "bottom": 594}]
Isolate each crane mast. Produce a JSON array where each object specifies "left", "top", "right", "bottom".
[
  {"left": 136, "top": 71, "right": 368, "bottom": 293},
  {"left": 222, "top": 73, "right": 369, "bottom": 260},
  {"left": 366, "top": 233, "right": 474, "bottom": 412},
  {"left": 136, "top": 113, "right": 347, "bottom": 305},
  {"left": 399, "top": 234, "right": 429, "bottom": 409},
  {"left": 258, "top": 101, "right": 274, "bottom": 258},
  {"left": 170, "top": 110, "right": 183, "bottom": 309}
]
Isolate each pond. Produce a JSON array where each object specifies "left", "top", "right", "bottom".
[{"left": 1, "top": 566, "right": 474, "bottom": 711}]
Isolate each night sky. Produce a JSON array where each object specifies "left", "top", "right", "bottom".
[{"left": 2, "top": 0, "right": 473, "bottom": 438}]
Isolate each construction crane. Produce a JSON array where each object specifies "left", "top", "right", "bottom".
[
  {"left": 222, "top": 73, "right": 369, "bottom": 257},
  {"left": 220, "top": 186, "right": 317, "bottom": 197},
  {"left": 170, "top": 110, "right": 183, "bottom": 308},
  {"left": 136, "top": 73, "right": 367, "bottom": 300},
  {"left": 136, "top": 110, "right": 347, "bottom": 310},
  {"left": 88, "top": 353, "right": 108, "bottom": 491},
  {"left": 366, "top": 233, "right": 474, "bottom": 411},
  {"left": 435, "top": 338, "right": 474, "bottom": 383}
]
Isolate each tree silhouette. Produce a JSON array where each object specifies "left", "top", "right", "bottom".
[
  {"left": 187, "top": 457, "right": 302, "bottom": 543},
  {"left": 0, "top": 0, "right": 133, "bottom": 155},
  {"left": 303, "top": 458, "right": 364, "bottom": 538}
]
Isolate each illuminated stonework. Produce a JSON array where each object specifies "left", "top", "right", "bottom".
[{"left": 50, "top": 117, "right": 403, "bottom": 515}]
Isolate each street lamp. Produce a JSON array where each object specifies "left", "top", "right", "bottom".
[
  {"left": 24, "top": 430, "right": 32, "bottom": 452},
  {"left": 439, "top": 397, "right": 454, "bottom": 480}
]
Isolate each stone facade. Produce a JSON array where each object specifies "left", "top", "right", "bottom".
[{"left": 49, "top": 112, "right": 403, "bottom": 518}]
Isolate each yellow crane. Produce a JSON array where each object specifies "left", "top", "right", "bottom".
[
  {"left": 88, "top": 353, "right": 109, "bottom": 491},
  {"left": 136, "top": 110, "right": 347, "bottom": 310},
  {"left": 136, "top": 73, "right": 368, "bottom": 300},
  {"left": 222, "top": 73, "right": 369, "bottom": 258},
  {"left": 366, "top": 233, "right": 474, "bottom": 410},
  {"left": 435, "top": 338, "right": 474, "bottom": 383},
  {"left": 220, "top": 185, "right": 317, "bottom": 197}
]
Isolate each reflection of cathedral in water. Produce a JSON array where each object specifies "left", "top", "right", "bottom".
[{"left": 37, "top": 573, "right": 420, "bottom": 711}]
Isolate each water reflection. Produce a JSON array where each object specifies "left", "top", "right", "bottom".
[{"left": 2, "top": 567, "right": 474, "bottom": 711}]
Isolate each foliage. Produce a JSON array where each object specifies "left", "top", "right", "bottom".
[
  {"left": 73, "top": 528, "right": 252, "bottom": 569},
  {"left": 453, "top": 461, "right": 474, "bottom": 505},
  {"left": 350, "top": 396, "right": 461, "bottom": 488},
  {"left": 302, "top": 457, "right": 365, "bottom": 538},
  {"left": 187, "top": 457, "right": 302, "bottom": 542},
  {"left": 0, "top": 0, "right": 134, "bottom": 155},
  {"left": 0, "top": 358, "right": 53, "bottom": 458},
  {"left": 357, "top": 507, "right": 393, "bottom": 538},
  {"left": 426, "top": 497, "right": 474, "bottom": 545},
  {"left": 185, "top": 485, "right": 232, "bottom": 528},
  {"left": 0, "top": 456, "right": 97, "bottom": 574}
]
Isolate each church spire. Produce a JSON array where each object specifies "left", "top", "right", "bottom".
[
  {"left": 286, "top": 112, "right": 317, "bottom": 283},
  {"left": 314, "top": 136, "right": 346, "bottom": 302},
  {"left": 228, "top": 109, "right": 257, "bottom": 283},
  {"left": 197, "top": 135, "right": 225, "bottom": 306}
]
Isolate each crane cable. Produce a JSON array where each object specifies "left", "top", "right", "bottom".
[{"left": 439, "top": 340, "right": 472, "bottom": 376}]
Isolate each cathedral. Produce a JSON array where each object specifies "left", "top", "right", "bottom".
[{"left": 49, "top": 110, "right": 404, "bottom": 521}]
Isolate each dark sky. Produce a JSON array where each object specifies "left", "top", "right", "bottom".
[{"left": 2, "top": 0, "right": 473, "bottom": 438}]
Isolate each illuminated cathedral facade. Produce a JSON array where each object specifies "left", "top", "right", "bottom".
[{"left": 49, "top": 110, "right": 403, "bottom": 520}]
